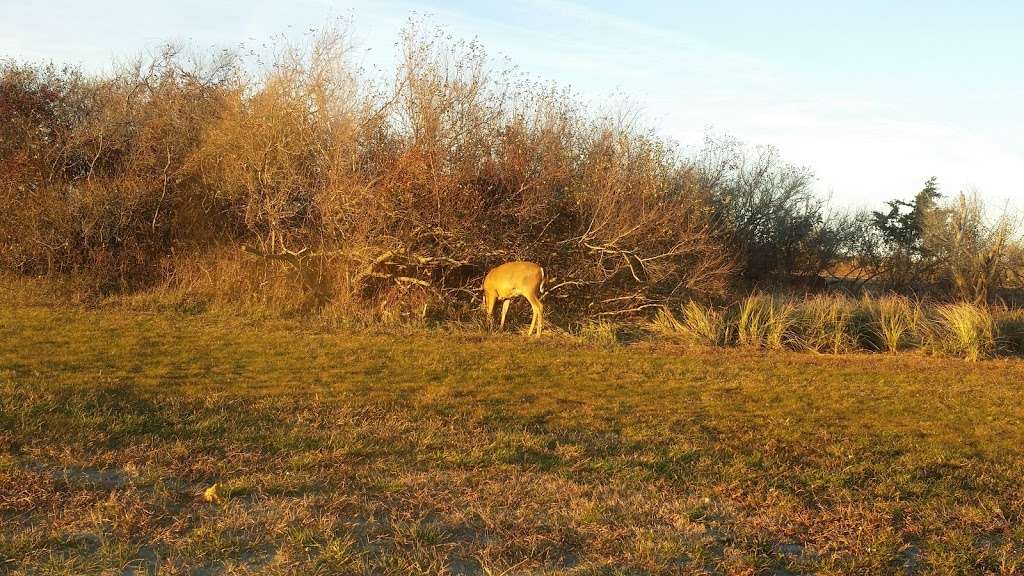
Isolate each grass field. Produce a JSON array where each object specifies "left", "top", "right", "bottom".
[{"left": 2, "top": 284, "right": 1024, "bottom": 575}]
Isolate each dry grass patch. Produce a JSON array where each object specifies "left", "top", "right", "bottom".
[
  {"left": 4, "top": 287, "right": 1024, "bottom": 573},
  {"left": 649, "top": 301, "right": 728, "bottom": 347},
  {"left": 860, "top": 295, "right": 922, "bottom": 353},
  {"left": 792, "top": 294, "right": 857, "bottom": 354},
  {"left": 735, "top": 293, "right": 795, "bottom": 350},
  {"left": 926, "top": 302, "right": 997, "bottom": 361}
]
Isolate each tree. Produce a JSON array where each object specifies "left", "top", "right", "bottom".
[
  {"left": 872, "top": 177, "right": 939, "bottom": 252},
  {"left": 870, "top": 177, "right": 942, "bottom": 289}
]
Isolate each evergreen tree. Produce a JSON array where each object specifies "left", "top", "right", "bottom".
[{"left": 872, "top": 177, "right": 941, "bottom": 257}]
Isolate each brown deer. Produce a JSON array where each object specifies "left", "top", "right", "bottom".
[{"left": 482, "top": 261, "right": 545, "bottom": 336}]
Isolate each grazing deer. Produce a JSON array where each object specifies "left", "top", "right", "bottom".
[{"left": 482, "top": 261, "right": 545, "bottom": 336}]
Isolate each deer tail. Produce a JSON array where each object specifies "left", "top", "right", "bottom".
[{"left": 540, "top": 267, "right": 546, "bottom": 294}]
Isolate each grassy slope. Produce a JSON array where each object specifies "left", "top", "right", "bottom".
[{"left": 2, "top": 288, "right": 1023, "bottom": 574}]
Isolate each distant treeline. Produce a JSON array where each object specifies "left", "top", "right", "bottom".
[{"left": 2, "top": 25, "right": 1022, "bottom": 320}]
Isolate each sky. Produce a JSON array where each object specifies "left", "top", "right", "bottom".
[{"left": 2, "top": 0, "right": 1022, "bottom": 212}]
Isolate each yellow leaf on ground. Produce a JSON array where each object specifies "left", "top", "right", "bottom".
[{"left": 202, "top": 484, "right": 221, "bottom": 503}]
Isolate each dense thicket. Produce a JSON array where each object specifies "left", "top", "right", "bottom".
[
  {"left": 2, "top": 26, "right": 1020, "bottom": 319},
  {"left": 1, "top": 31, "right": 741, "bottom": 317}
]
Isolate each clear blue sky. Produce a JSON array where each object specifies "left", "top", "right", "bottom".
[{"left": 3, "top": 0, "right": 1022, "bottom": 211}]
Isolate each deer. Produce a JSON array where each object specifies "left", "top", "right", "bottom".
[{"left": 482, "top": 261, "right": 545, "bottom": 337}]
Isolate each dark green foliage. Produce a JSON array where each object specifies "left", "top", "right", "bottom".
[{"left": 872, "top": 177, "right": 941, "bottom": 258}]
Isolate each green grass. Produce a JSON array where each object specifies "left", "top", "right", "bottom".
[{"left": 2, "top": 285, "right": 1024, "bottom": 574}]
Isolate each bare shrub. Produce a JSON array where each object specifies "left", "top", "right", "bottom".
[
  {"left": 0, "top": 49, "right": 239, "bottom": 289},
  {"left": 923, "top": 192, "right": 1020, "bottom": 304},
  {"left": 2, "top": 24, "right": 735, "bottom": 319},
  {"left": 695, "top": 135, "right": 839, "bottom": 282},
  {"left": 216, "top": 26, "right": 734, "bottom": 318}
]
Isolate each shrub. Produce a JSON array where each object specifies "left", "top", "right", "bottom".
[
  {"left": 923, "top": 192, "right": 1020, "bottom": 304},
  {"left": 994, "top": 308, "right": 1024, "bottom": 355},
  {"left": 1, "top": 26, "right": 735, "bottom": 316},
  {"left": 698, "top": 136, "right": 838, "bottom": 282},
  {"left": 0, "top": 51, "right": 237, "bottom": 289}
]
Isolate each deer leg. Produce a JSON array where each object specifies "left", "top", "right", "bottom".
[
  {"left": 500, "top": 299, "right": 511, "bottom": 330},
  {"left": 526, "top": 293, "right": 544, "bottom": 337},
  {"left": 537, "top": 300, "right": 543, "bottom": 336},
  {"left": 484, "top": 291, "right": 496, "bottom": 331}
]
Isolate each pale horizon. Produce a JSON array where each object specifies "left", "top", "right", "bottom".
[{"left": 3, "top": 0, "right": 1021, "bottom": 213}]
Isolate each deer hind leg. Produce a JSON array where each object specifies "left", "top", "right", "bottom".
[
  {"left": 525, "top": 292, "right": 544, "bottom": 337},
  {"left": 500, "top": 299, "right": 511, "bottom": 330},
  {"left": 484, "top": 290, "right": 497, "bottom": 331}
]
